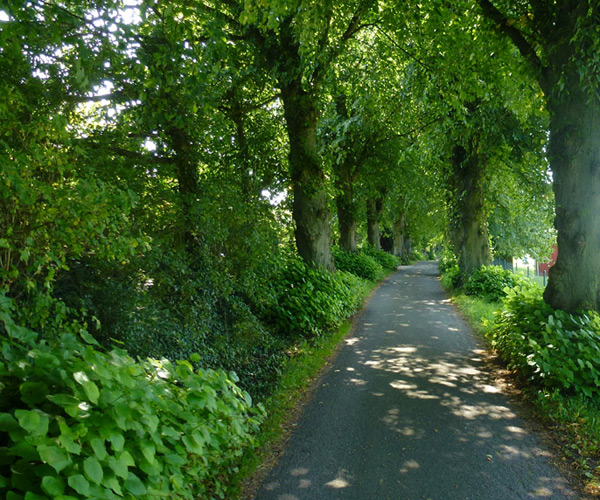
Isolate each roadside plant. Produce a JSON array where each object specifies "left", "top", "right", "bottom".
[
  {"left": 332, "top": 247, "right": 383, "bottom": 281},
  {"left": 0, "top": 294, "right": 264, "bottom": 500},
  {"left": 464, "top": 265, "right": 529, "bottom": 302},
  {"left": 490, "top": 286, "right": 600, "bottom": 397}
]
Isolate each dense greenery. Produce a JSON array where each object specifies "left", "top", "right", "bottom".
[
  {"left": 332, "top": 247, "right": 383, "bottom": 281},
  {"left": 2, "top": 0, "right": 598, "bottom": 495},
  {"left": 0, "top": 296, "right": 263, "bottom": 499},
  {"left": 464, "top": 265, "right": 529, "bottom": 302},
  {"left": 491, "top": 287, "right": 600, "bottom": 398}
]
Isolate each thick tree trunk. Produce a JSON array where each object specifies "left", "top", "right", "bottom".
[
  {"left": 477, "top": 0, "right": 600, "bottom": 311},
  {"left": 544, "top": 90, "right": 600, "bottom": 312},
  {"left": 230, "top": 106, "right": 253, "bottom": 198},
  {"left": 392, "top": 212, "right": 405, "bottom": 257},
  {"left": 169, "top": 126, "right": 199, "bottom": 251},
  {"left": 335, "top": 160, "right": 358, "bottom": 252},
  {"left": 367, "top": 197, "right": 383, "bottom": 250},
  {"left": 404, "top": 236, "right": 413, "bottom": 258},
  {"left": 280, "top": 80, "right": 336, "bottom": 271},
  {"left": 451, "top": 144, "right": 491, "bottom": 278}
]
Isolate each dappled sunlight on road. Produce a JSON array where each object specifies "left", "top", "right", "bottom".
[{"left": 254, "top": 263, "right": 576, "bottom": 500}]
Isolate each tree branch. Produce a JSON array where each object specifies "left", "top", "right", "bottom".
[
  {"left": 477, "top": 0, "right": 546, "bottom": 85},
  {"left": 311, "top": 2, "right": 376, "bottom": 87},
  {"left": 85, "top": 142, "right": 174, "bottom": 165}
]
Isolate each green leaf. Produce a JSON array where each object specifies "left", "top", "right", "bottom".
[
  {"left": 15, "top": 410, "right": 48, "bottom": 436},
  {"left": 9, "top": 441, "right": 39, "bottom": 460},
  {"left": 107, "top": 456, "right": 128, "bottom": 480},
  {"left": 79, "top": 331, "right": 100, "bottom": 346},
  {"left": 141, "top": 442, "right": 155, "bottom": 464},
  {"left": 108, "top": 434, "right": 124, "bottom": 452},
  {"left": 124, "top": 472, "right": 147, "bottom": 496},
  {"left": 0, "top": 413, "right": 19, "bottom": 432},
  {"left": 24, "top": 492, "right": 47, "bottom": 500},
  {"left": 19, "top": 382, "right": 49, "bottom": 405},
  {"left": 67, "top": 474, "right": 90, "bottom": 496},
  {"left": 90, "top": 437, "right": 107, "bottom": 460},
  {"left": 37, "top": 445, "right": 71, "bottom": 473},
  {"left": 83, "top": 456, "right": 104, "bottom": 485},
  {"left": 83, "top": 381, "right": 100, "bottom": 404},
  {"left": 41, "top": 475, "right": 66, "bottom": 496},
  {"left": 15, "top": 409, "right": 39, "bottom": 433}
]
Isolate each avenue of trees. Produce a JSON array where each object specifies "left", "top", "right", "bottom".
[
  {"left": 4, "top": 0, "right": 599, "bottom": 393},
  {"left": 4, "top": 0, "right": 598, "bottom": 391},
  {"left": 0, "top": 0, "right": 598, "bottom": 496}
]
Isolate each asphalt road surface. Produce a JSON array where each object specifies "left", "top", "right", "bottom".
[{"left": 252, "top": 261, "right": 577, "bottom": 500}]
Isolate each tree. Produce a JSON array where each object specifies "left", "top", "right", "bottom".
[{"left": 477, "top": 0, "right": 600, "bottom": 311}]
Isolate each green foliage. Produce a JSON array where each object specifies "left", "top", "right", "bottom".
[
  {"left": 0, "top": 296, "right": 264, "bottom": 500},
  {"left": 464, "top": 265, "right": 529, "bottom": 302},
  {"left": 439, "top": 252, "right": 462, "bottom": 290},
  {"left": 331, "top": 247, "right": 382, "bottom": 280},
  {"left": 438, "top": 252, "right": 458, "bottom": 273},
  {"left": 490, "top": 287, "right": 600, "bottom": 398},
  {"left": 360, "top": 246, "right": 400, "bottom": 271},
  {"left": 266, "top": 258, "right": 365, "bottom": 337}
]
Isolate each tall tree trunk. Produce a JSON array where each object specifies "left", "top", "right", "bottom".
[
  {"left": 335, "top": 160, "right": 358, "bottom": 252},
  {"left": 169, "top": 126, "right": 199, "bottom": 251},
  {"left": 392, "top": 212, "right": 405, "bottom": 257},
  {"left": 366, "top": 197, "right": 383, "bottom": 250},
  {"left": 477, "top": 0, "right": 600, "bottom": 311},
  {"left": 280, "top": 79, "right": 336, "bottom": 271},
  {"left": 230, "top": 107, "right": 253, "bottom": 198},
  {"left": 544, "top": 89, "right": 600, "bottom": 312},
  {"left": 451, "top": 144, "right": 491, "bottom": 278},
  {"left": 404, "top": 235, "right": 413, "bottom": 258}
]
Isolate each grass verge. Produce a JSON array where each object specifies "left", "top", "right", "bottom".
[
  {"left": 234, "top": 272, "right": 391, "bottom": 499},
  {"left": 446, "top": 286, "right": 600, "bottom": 498}
]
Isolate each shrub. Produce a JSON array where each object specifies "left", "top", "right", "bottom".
[
  {"left": 266, "top": 258, "right": 365, "bottom": 337},
  {"left": 438, "top": 252, "right": 458, "bottom": 274},
  {"left": 411, "top": 249, "right": 426, "bottom": 261},
  {"left": 440, "top": 264, "right": 461, "bottom": 290},
  {"left": 360, "top": 246, "right": 400, "bottom": 271},
  {"left": 490, "top": 286, "right": 600, "bottom": 397},
  {"left": 332, "top": 247, "right": 382, "bottom": 280},
  {"left": 0, "top": 295, "right": 264, "bottom": 500},
  {"left": 464, "top": 265, "right": 529, "bottom": 302}
]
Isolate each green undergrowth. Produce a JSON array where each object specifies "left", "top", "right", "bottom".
[
  {"left": 449, "top": 293, "right": 500, "bottom": 336},
  {"left": 232, "top": 272, "right": 388, "bottom": 498},
  {"left": 440, "top": 263, "right": 600, "bottom": 493}
]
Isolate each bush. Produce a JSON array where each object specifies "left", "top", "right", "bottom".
[
  {"left": 438, "top": 252, "right": 458, "bottom": 273},
  {"left": 464, "top": 265, "right": 529, "bottom": 302},
  {"left": 360, "top": 246, "right": 400, "bottom": 271},
  {"left": 440, "top": 264, "right": 461, "bottom": 290},
  {"left": 490, "top": 286, "right": 600, "bottom": 397},
  {"left": 331, "top": 247, "right": 383, "bottom": 280},
  {"left": 411, "top": 249, "right": 426, "bottom": 261},
  {"left": 266, "top": 258, "right": 365, "bottom": 337},
  {"left": 0, "top": 296, "right": 264, "bottom": 500}
]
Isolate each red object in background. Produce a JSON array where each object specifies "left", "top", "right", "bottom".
[{"left": 538, "top": 245, "right": 558, "bottom": 274}]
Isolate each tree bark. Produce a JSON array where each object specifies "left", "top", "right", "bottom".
[
  {"left": 451, "top": 144, "right": 491, "bottom": 278},
  {"left": 169, "top": 126, "right": 200, "bottom": 251},
  {"left": 335, "top": 159, "right": 358, "bottom": 252},
  {"left": 366, "top": 197, "right": 383, "bottom": 250},
  {"left": 280, "top": 79, "right": 336, "bottom": 271},
  {"left": 404, "top": 235, "right": 413, "bottom": 258},
  {"left": 392, "top": 212, "right": 406, "bottom": 257},
  {"left": 543, "top": 89, "right": 600, "bottom": 312},
  {"left": 230, "top": 104, "right": 253, "bottom": 198},
  {"left": 477, "top": 1, "right": 600, "bottom": 311}
]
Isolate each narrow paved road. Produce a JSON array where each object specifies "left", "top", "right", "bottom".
[{"left": 252, "top": 262, "right": 576, "bottom": 500}]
